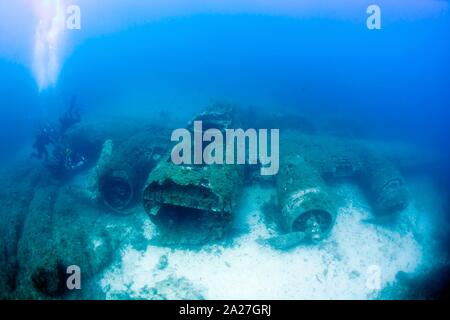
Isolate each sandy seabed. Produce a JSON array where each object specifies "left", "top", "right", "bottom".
[{"left": 100, "top": 177, "right": 439, "bottom": 300}]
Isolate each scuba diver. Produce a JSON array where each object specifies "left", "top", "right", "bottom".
[
  {"left": 63, "top": 146, "right": 87, "bottom": 171},
  {"left": 31, "top": 124, "right": 55, "bottom": 161},
  {"left": 31, "top": 96, "right": 86, "bottom": 175},
  {"left": 59, "top": 96, "right": 81, "bottom": 134}
]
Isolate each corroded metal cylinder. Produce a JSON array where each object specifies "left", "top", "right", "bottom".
[
  {"left": 276, "top": 154, "right": 336, "bottom": 242},
  {"left": 359, "top": 148, "right": 409, "bottom": 216},
  {"left": 95, "top": 127, "right": 171, "bottom": 214},
  {"left": 98, "top": 167, "right": 135, "bottom": 213},
  {"left": 143, "top": 104, "right": 244, "bottom": 244},
  {"left": 61, "top": 119, "right": 147, "bottom": 166},
  {"left": 282, "top": 131, "right": 408, "bottom": 218},
  {"left": 291, "top": 133, "right": 365, "bottom": 180}
]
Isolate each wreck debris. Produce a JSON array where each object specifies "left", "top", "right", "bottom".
[
  {"left": 257, "top": 131, "right": 410, "bottom": 249},
  {"left": 143, "top": 104, "right": 245, "bottom": 244},
  {"left": 96, "top": 127, "right": 171, "bottom": 214},
  {"left": 358, "top": 147, "right": 408, "bottom": 216},
  {"left": 62, "top": 120, "right": 171, "bottom": 214},
  {"left": 280, "top": 131, "right": 408, "bottom": 220},
  {"left": 276, "top": 154, "right": 336, "bottom": 243}
]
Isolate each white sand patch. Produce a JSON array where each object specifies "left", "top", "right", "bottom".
[{"left": 100, "top": 182, "right": 436, "bottom": 299}]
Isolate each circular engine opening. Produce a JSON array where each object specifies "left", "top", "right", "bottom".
[
  {"left": 99, "top": 172, "right": 134, "bottom": 213},
  {"left": 292, "top": 209, "right": 333, "bottom": 241}
]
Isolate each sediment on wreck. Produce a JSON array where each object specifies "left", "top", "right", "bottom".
[
  {"left": 94, "top": 127, "right": 172, "bottom": 214},
  {"left": 12, "top": 180, "right": 132, "bottom": 299},
  {"left": 0, "top": 120, "right": 171, "bottom": 299},
  {"left": 143, "top": 104, "right": 245, "bottom": 245},
  {"left": 14, "top": 183, "right": 62, "bottom": 299},
  {"left": 358, "top": 146, "right": 408, "bottom": 216},
  {"left": 266, "top": 131, "right": 409, "bottom": 248},
  {"left": 276, "top": 154, "right": 336, "bottom": 242},
  {"left": 59, "top": 118, "right": 163, "bottom": 169},
  {"left": 281, "top": 131, "right": 409, "bottom": 219},
  {"left": 58, "top": 119, "right": 172, "bottom": 214},
  {"left": 0, "top": 161, "right": 46, "bottom": 299}
]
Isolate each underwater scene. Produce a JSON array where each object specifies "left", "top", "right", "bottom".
[{"left": 0, "top": 0, "right": 449, "bottom": 300}]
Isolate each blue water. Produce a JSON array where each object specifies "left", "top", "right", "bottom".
[
  {"left": 1, "top": 3, "right": 449, "bottom": 156},
  {"left": 0, "top": 1, "right": 449, "bottom": 299}
]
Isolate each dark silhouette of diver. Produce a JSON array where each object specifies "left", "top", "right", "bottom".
[
  {"left": 59, "top": 96, "right": 81, "bottom": 134},
  {"left": 31, "top": 125, "right": 54, "bottom": 161},
  {"left": 32, "top": 97, "right": 82, "bottom": 165}
]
